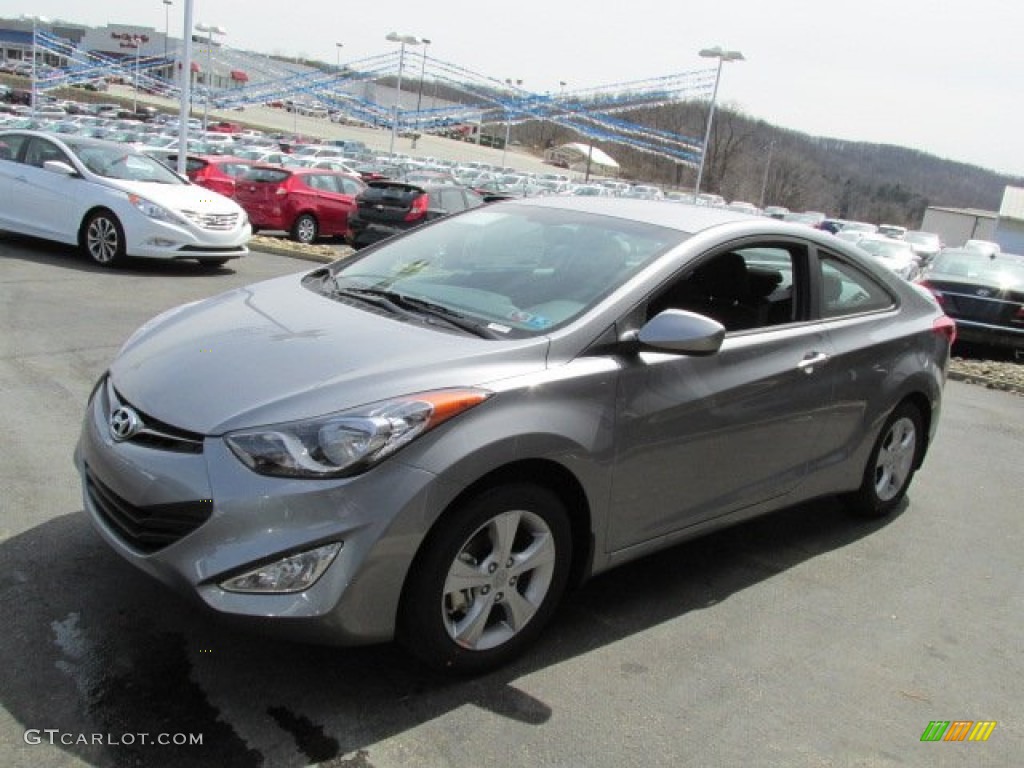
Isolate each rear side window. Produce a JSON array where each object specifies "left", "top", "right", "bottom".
[
  {"left": 184, "top": 158, "right": 208, "bottom": 174},
  {"left": 219, "top": 162, "right": 252, "bottom": 178},
  {"left": 339, "top": 176, "right": 364, "bottom": 195},
  {"left": 818, "top": 255, "right": 895, "bottom": 318},
  {"left": 244, "top": 167, "right": 291, "bottom": 184},
  {"left": 0, "top": 133, "right": 28, "bottom": 161}
]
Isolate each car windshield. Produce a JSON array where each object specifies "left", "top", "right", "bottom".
[
  {"left": 65, "top": 140, "right": 185, "bottom": 184},
  {"left": 322, "top": 205, "right": 683, "bottom": 338}
]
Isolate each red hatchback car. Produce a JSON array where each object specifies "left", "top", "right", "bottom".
[
  {"left": 234, "top": 167, "right": 366, "bottom": 243},
  {"left": 178, "top": 155, "right": 253, "bottom": 199}
]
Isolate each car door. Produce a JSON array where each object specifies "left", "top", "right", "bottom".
[
  {"left": 5, "top": 135, "right": 82, "bottom": 242},
  {"left": 0, "top": 132, "right": 30, "bottom": 231},
  {"left": 808, "top": 246, "right": 904, "bottom": 463},
  {"left": 305, "top": 173, "right": 351, "bottom": 236},
  {"left": 606, "top": 240, "right": 836, "bottom": 552}
]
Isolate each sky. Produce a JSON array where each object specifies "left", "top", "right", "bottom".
[{"left": 16, "top": 0, "right": 1024, "bottom": 177}]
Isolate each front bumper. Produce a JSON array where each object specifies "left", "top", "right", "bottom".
[
  {"left": 122, "top": 214, "right": 251, "bottom": 261},
  {"left": 75, "top": 377, "right": 437, "bottom": 644}
]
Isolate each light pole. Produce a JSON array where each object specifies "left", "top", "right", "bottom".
[
  {"left": 759, "top": 139, "right": 775, "bottom": 208},
  {"left": 131, "top": 35, "right": 143, "bottom": 113},
  {"left": 162, "top": 0, "right": 173, "bottom": 64},
  {"left": 694, "top": 46, "right": 744, "bottom": 199},
  {"left": 414, "top": 38, "right": 431, "bottom": 127},
  {"left": 335, "top": 42, "right": 343, "bottom": 71},
  {"left": 21, "top": 15, "right": 49, "bottom": 117},
  {"left": 194, "top": 22, "right": 225, "bottom": 131},
  {"left": 385, "top": 32, "right": 423, "bottom": 155},
  {"left": 502, "top": 78, "right": 522, "bottom": 168}
]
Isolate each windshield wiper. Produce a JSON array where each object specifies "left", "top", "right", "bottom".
[{"left": 335, "top": 285, "right": 499, "bottom": 339}]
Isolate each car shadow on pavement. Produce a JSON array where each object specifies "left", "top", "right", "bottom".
[
  {"left": 0, "top": 498, "right": 903, "bottom": 767},
  {"left": 0, "top": 233, "right": 238, "bottom": 277}
]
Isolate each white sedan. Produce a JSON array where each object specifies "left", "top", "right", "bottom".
[{"left": 0, "top": 130, "right": 251, "bottom": 267}]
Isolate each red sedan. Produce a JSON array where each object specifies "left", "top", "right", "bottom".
[{"left": 234, "top": 167, "right": 366, "bottom": 243}]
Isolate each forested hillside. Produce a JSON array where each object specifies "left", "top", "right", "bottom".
[{"left": 511, "top": 101, "right": 1021, "bottom": 228}]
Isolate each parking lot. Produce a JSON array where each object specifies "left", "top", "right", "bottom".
[{"left": 1, "top": 235, "right": 1021, "bottom": 768}]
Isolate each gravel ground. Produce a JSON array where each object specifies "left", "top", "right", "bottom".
[
  {"left": 948, "top": 353, "right": 1024, "bottom": 395},
  {"left": 248, "top": 238, "right": 1024, "bottom": 396}
]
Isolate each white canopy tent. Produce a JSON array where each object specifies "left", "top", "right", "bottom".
[{"left": 543, "top": 143, "right": 620, "bottom": 176}]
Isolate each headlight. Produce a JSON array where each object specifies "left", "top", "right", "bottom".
[
  {"left": 225, "top": 388, "right": 491, "bottom": 478},
  {"left": 129, "top": 193, "right": 182, "bottom": 224}
]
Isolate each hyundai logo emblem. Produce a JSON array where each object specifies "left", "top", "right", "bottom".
[
  {"left": 975, "top": 288, "right": 992, "bottom": 297},
  {"left": 109, "top": 406, "right": 142, "bottom": 441}
]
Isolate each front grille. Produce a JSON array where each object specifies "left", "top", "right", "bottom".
[
  {"left": 107, "top": 382, "right": 205, "bottom": 453},
  {"left": 85, "top": 466, "right": 212, "bottom": 553},
  {"left": 180, "top": 210, "right": 240, "bottom": 231},
  {"left": 177, "top": 245, "right": 246, "bottom": 254}
]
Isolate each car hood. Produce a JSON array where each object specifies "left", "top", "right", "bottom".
[
  {"left": 102, "top": 178, "right": 241, "bottom": 213},
  {"left": 110, "top": 274, "right": 550, "bottom": 434}
]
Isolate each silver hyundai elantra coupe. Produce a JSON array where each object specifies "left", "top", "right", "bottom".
[{"left": 76, "top": 197, "right": 954, "bottom": 673}]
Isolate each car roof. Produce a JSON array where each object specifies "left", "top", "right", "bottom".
[
  {"left": 0, "top": 128, "right": 125, "bottom": 152},
  {"left": 497, "top": 196, "right": 767, "bottom": 235}
]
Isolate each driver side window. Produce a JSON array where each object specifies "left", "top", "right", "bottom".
[{"left": 646, "top": 244, "right": 801, "bottom": 333}]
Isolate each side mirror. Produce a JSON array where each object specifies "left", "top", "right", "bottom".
[
  {"left": 634, "top": 309, "right": 726, "bottom": 355},
  {"left": 43, "top": 160, "right": 77, "bottom": 176}
]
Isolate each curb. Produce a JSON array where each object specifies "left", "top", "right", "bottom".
[{"left": 248, "top": 236, "right": 353, "bottom": 264}]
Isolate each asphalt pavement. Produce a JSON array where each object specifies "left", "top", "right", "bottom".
[{"left": 0, "top": 235, "right": 1020, "bottom": 767}]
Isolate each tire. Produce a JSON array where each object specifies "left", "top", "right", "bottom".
[
  {"left": 399, "top": 483, "right": 572, "bottom": 675},
  {"left": 291, "top": 214, "right": 318, "bottom": 244},
  {"left": 197, "top": 258, "right": 230, "bottom": 268},
  {"left": 845, "top": 402, "right": 923, "bottom": 517},
  {"left": 82, "top": 210, "right": 126, "bottom": 267}
]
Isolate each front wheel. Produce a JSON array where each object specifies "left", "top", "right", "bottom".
[
  {"left": 399, "top": 483, "right": 572, "bottom": 675},
  {"left": 291, "top": 213, "right": 318, "bottom": 244},
  {"left": 82, "top": 211, "right": 126, "bottom": 267},
  {"left": 845, "top": 402, "right": 923, "bottom": 517}
]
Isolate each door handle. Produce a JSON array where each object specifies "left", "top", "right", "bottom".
[{"left": 797, "top": 351, "right": 830, "bottom": 374}]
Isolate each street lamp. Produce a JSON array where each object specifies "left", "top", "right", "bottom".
[
  {"left": 694, "top": 46, "right": 744, "bottom": 199},
  {"left": 384, "top": 32, "right": 423, "bottom": 155},
  {"left": 21, "top": 15, "right": 49, "bottom": 117},
  {"left": 130, "top": 35, "right": 144, "bottom": 113},
  {"left": 502, "top": 78, "right": 522, "bottom": 168},
  {"left": 194, "top": 22, "right": 226, "bottom": 131},
  {"left": 414, "top": 38, "right": 431, "bottom": 126},
  {"left": 335, "top": 42, "right": 343, "bottom": 71},
  {"left": 162, "top": 0, "right": 173, "bottom": 63}
]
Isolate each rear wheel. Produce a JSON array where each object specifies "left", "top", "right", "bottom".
[
  {"left": 846, "top": 402, "right": 923, "bottom": 517},
  {"left": 399, "top": 483, "right": 572, "bottom": 675},
  {"left": 82, "top": 210, "right": 126, "bottom": 267},
  {"left": 291, "top": 214, "right": 318, "bottom": 244}
]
